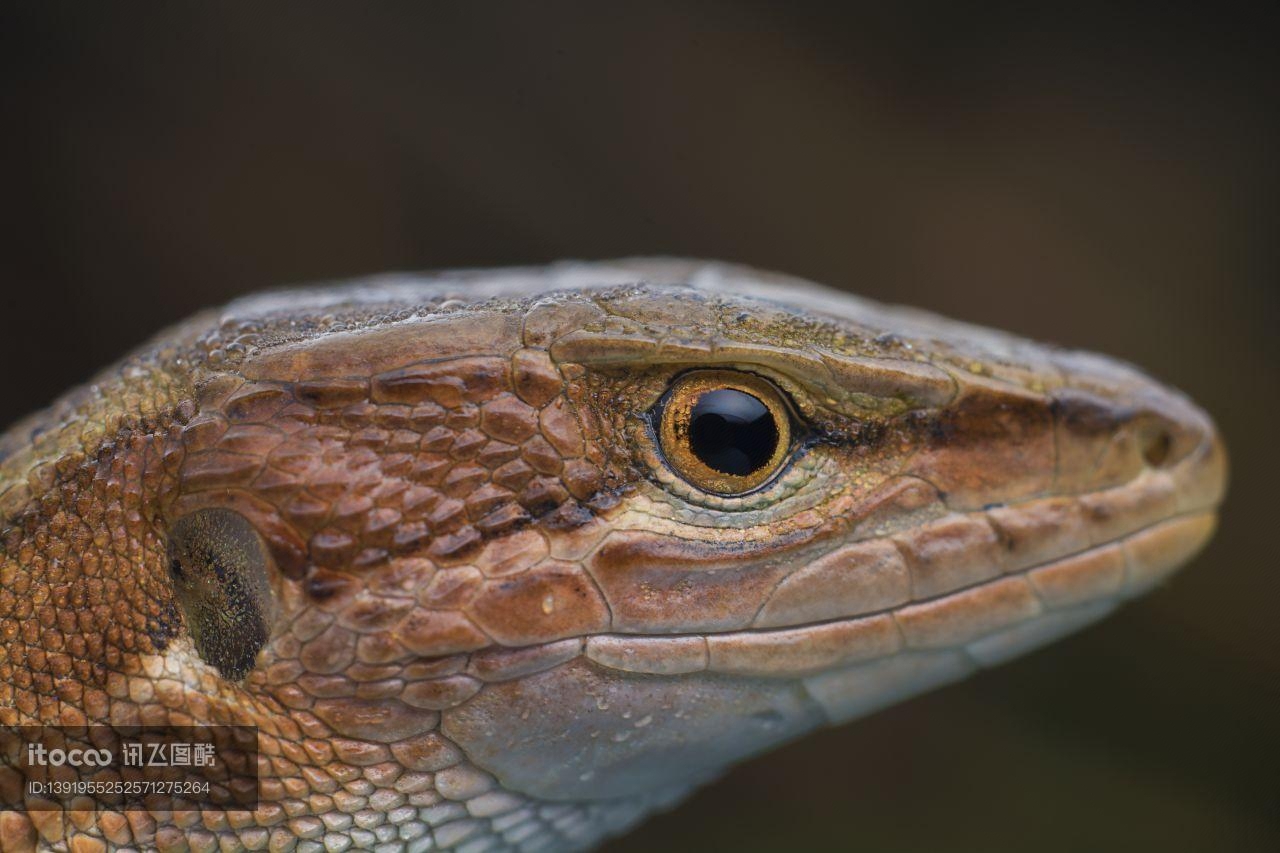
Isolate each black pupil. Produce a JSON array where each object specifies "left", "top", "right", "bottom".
[{"left": 687, "top": 388, "right": 779, "bottom": 476}]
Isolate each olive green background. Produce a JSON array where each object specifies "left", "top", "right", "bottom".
[{"left": 1, "top": 4, "right": 1275, "bottom": 851}]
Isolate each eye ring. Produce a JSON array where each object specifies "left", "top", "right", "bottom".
[{"left": 654, "top": 370, "right": 795, "bottom": 495}]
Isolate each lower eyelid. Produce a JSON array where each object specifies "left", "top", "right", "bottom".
[{"left": 639, "top": 427, "right": 817, "bottom": 512}]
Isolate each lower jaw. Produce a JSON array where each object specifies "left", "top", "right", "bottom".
[{"left": 580, "top": 509, "right": 1217, "bottom": 724}]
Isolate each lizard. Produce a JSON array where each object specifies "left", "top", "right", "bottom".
[{"left": 0, "top": 259, "right": 1226, "bottom": 852}]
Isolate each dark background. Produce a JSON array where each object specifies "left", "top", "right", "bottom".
[{"left": 2, "top": 4, "right": 1275, "bottom": 851}]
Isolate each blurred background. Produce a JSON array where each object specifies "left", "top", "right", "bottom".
[{"left": 1, "top": 3, "right": 1275, "bottom": 851}]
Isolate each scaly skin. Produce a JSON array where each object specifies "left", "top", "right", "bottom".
[{"left": 0, "top": 260, "right": 1226, "bottom": 852}]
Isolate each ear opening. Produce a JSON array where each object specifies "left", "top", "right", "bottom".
[{"left": 167, "top": 508, "right": 277, "bottom": 680}]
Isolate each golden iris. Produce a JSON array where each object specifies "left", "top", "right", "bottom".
[{"left": 656, "top": 370, "right": 794, "bottom": 495}]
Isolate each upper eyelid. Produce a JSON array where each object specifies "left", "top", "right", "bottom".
[{"left": 552, "top": 331, "right": 956, "bottom": 416}]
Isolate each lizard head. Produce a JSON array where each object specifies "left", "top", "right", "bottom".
[{"left": 0, "top": 260, "right": 1225, "bottom": 847}]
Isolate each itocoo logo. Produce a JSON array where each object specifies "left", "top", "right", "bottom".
[{"left": 26, "top": 743, "right": 113, "bottom": 767}]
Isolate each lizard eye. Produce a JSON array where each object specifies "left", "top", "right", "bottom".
[
  {"left": 655, "top": 370, "right": 795, "bottom": 495},
  {"left": 167, "top": 508, "right": 276, "bottom": 680}
]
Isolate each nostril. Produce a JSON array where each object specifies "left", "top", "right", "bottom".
[{"left": 1141, "top": 427, "right": 1174, "bottom": 468}]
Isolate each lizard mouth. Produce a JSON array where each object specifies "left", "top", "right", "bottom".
[
  {"left": 571, "top": 418, "right": 1226, "bottom": 723},
  {"left": 581, "top": 507, "right": 1217, "bottom": 713}
]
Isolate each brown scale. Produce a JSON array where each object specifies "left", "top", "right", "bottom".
[{"left": 0, "top": 264, "right": 1225, "bottom": 852}]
